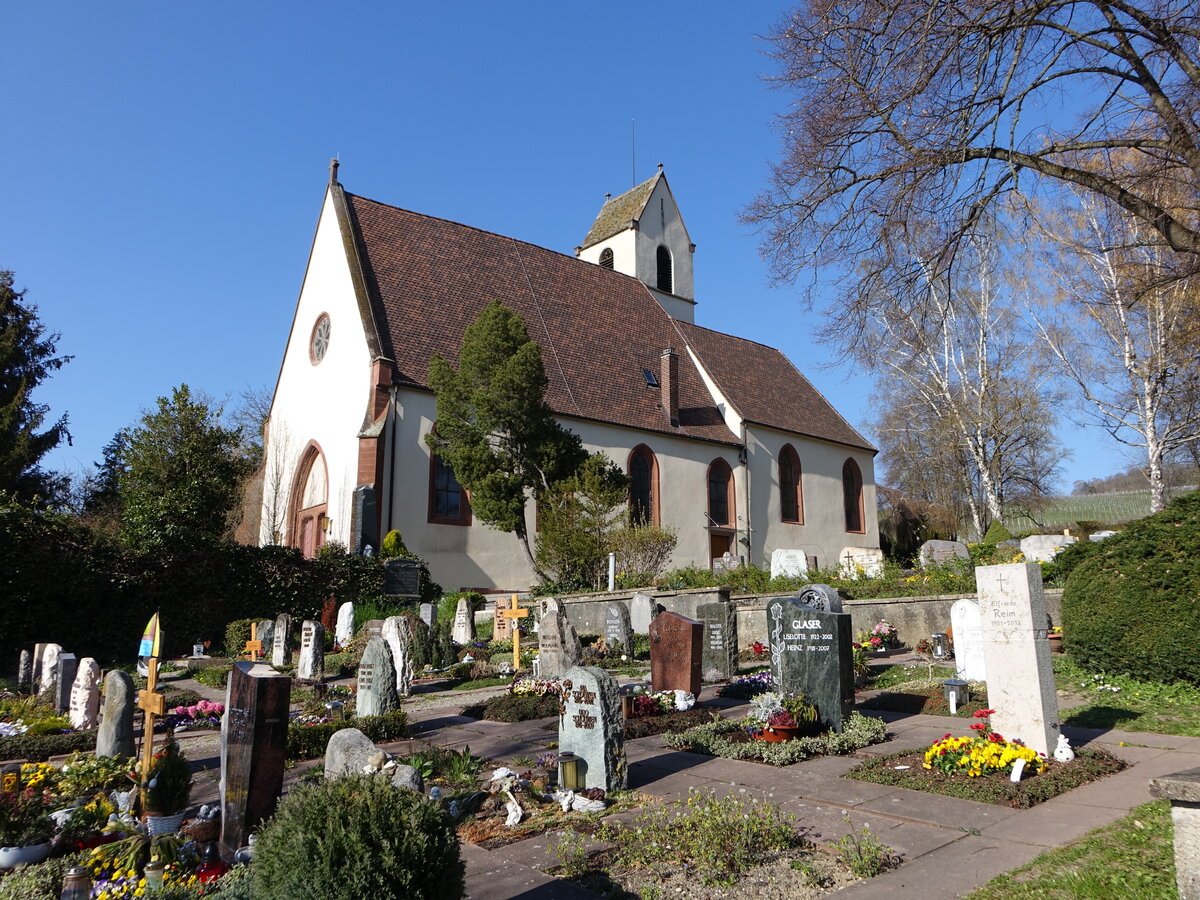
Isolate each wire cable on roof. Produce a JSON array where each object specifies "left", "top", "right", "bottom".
[{"left": 509, "top": 239, "right": 583, "bottom": 417}]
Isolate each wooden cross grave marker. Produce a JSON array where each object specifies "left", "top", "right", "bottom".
[
  {"left": 244, "top": 622, "right": 263, "bottom": 660},
  {"left": 499, "top": 595, "right": 530, "bottom": 670},
  {"left": 136, "top": 654, "right": 167, "bottom": 808}
]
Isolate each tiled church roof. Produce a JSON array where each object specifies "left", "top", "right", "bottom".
[
  {"left": 342, "top": 190, "right": 874, "bottom": 452},
  {"left": 578, "top": 172, "right": 661, "bottom": 250}
]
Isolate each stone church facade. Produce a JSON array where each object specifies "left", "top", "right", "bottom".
[{"left": 260, "top": 162, "right": 879, "bottom": 591}]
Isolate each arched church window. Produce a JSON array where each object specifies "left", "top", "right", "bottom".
[
  {"left": 780, "top": 444, "right": 803, "bottom": 523},
  {"left": 290, "top": 442, "right": 328, "bottom": 559},
  {"left": 843, "top": 458, "right": 864, "bottom": 533},
  {"left": 429, "top": 450, "right": 471, "bottom": 525},
  {"left": 599, "top": 247, "right": 614, "bottom": 269},
  {"left": 628, "top": 445, "right": 658, "bottom": 526},
  {"left": 656, "top": 245, "right": 673, "bottom": 293},
  {"left": 707, "top": 459, "right": 733, "bottom": 527}
]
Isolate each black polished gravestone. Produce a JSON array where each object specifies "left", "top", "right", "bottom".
[
  {"left": 220, "top": 662, "right": 291, "bottom": 857},
  {"left": 766, "top": 598, "right": 854, "bottom": 732},
  {"left": 697, "top": 602, "right": 737, "bottom": 683},
  {"left": 383, "top": 558, "right": 422, "bottom": 598}
]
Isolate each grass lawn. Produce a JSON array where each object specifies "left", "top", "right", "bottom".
[
  {"left": 964, "top": 800, "right": 1177, "bottom": 899},
  {"left": 1053, "top": 657, "right": 1200, "bottom": 737}
]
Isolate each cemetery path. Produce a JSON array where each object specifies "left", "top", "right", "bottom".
[{"left": 156, "top": 670, "right": 1200, "bottom": 899}]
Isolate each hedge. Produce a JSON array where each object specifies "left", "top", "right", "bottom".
[
  {"left": 0, "top": 730, "right": 97, "bottom": 762},
  {"left": 1062, "top": 490, "right": 1200, "bottom": 683},
  {"left": 286, "top": 709, "right": 408, "bottom": 761}
]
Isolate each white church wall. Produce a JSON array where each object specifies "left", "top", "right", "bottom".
[
  {"left": 746, "top": 424, "right": 879, "bottom": 572},
  {"left": 262, "top": 189, "right": 374, "bottom": 550},
  {"left": 634, "top": 179, "right": 695, "bottom": 302}
]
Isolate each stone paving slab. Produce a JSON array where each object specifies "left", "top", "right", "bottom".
[
  {"left": 980, "top": 798, "right": 1127, "bottom": 847},
  {"left": 855, "top": 786, "right": 1022, "bottom": 833}
]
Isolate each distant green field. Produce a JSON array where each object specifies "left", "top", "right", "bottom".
[{"left": 1003, "top": 487, "right": 1196, "bottom": 531}]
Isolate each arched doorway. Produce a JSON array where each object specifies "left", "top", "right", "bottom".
[{"left": 291, "top": 443, "right": 328, "bottom": 558}]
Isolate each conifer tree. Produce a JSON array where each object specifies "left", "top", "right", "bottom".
[{"left": 426, "top": 300, "right": 587, "bottom": 578}]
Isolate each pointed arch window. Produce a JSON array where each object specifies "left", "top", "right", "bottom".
[
  {"left": 656, "top": 245, "right": 673, "bottom": 293},
  {"left": 428, "top": 430, "right": 471, "bottom": 525},
  {"left": 707, "top": 459, "right": 734, "bottom": 527},
  {"left": 290, "top": 442, "right": 328, "bottom": 559},
  {"left": 599, "top": 247, "right": 614, "bottom": 269},
  {"left": 843, "top": 458, "right": 864, "bottom": 533},
  {"left": 779, "top": 444, "right": 803, "bottom": 524},
  {"left": 628, "top": 445, "right": 659, "bottom": 526}
]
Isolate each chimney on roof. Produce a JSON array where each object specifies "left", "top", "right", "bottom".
[{"left": 660, "top": 348, "right": 680, "bottom": 428}]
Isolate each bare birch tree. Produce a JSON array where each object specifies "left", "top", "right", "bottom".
[{"left": 1030, "top": 189, "right": 1200, "bottom": 511}]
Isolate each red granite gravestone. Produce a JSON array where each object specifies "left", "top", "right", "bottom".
[
  {"left": 220, "top": 662, "right": 291, "bottom": 858},
  {"left": 649, "top": 612, "right": 703, "bottom": 695},
  {"left": 493, "top": 598, "right": 512, "bottom": 641}
]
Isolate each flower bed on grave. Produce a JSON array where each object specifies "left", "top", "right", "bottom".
[
  {"left": 663, "top": 712, "right": 887, "bottom": 765},
  {"left": 460, "top": 677, "right": 564, "bottom": 722},
  {"left": 858, "top": 684, "right": 990, "bottom": 716},
  {"left": 285, "top": 709, "right": 407, "bottom": 761},
  {"left": 847, "top": 710, "right": 1127, "bottom": 808}
]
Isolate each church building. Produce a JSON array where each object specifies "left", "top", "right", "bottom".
[{"left": 261, "top": 162, "right": 879, "bottom": 591}]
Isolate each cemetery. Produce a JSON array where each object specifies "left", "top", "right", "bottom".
[{"left": 0, "top": 501, "right": 1198, "bottom": 899}]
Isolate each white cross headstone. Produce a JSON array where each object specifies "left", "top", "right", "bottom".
[{"left": 950, "top": 598, "right": 987, "bottom": 682}]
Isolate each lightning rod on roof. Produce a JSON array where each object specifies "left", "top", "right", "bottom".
[
  {"left": 329, "top": 157, "right": 340, "bottom": 185},
  {"left": 631, "top": 118, "right": 636, "bottom": 187}
]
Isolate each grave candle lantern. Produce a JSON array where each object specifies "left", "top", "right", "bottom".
[
  {"left": 59, "top": 867, "right": 91, "bottom": 900},
  {"left": 942, "top": 679, "right": 969, "bottom": 714},
  {"left": 557, "top": 751, "right": 583, "bottom": 790},
  {"left": 324, "top": 701, "right": 345, "bottom": 721},
  {"left": 143, "top": 861, "right": 166, "bottom": 891},
  {"left": 930, "top": 632, "right": 951, "bottom": 659}
]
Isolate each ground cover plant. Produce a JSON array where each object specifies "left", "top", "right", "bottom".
[
  {"left": 859, "top": 683, "right": 990, "bottom": 717},
  {"left": 663, "top": 712, "right": 887, "bottom": 764},
  {"left": 963, "top": 799, "right": 1176, "bottom": 899},
  {"left": 460, "top": 677, "right": 562, "bottom": 722},
  {"left": 623, "top": 707, "right": 717, "bottom": 739},
  {"left": 1054, "top": 656, "right": 1200, "bottom": 737}
]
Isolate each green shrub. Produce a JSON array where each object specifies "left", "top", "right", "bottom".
[
  {"left": 463, "top": 692, "right": 560, "bottom": 722},
  {"left": 982, "top": 521, "right": 1013, "bottom": 544},
  {"left": 252, "top": 774, "right": 464, "bottom": 900},
  {"left": 380, "top": 529, "right": 409, "bottom": 558},
  {"left": 1042, "top": 538, "right": 1101, "bottom": 586},
  {"left": 192, "top": 665, "right": 231, "bottom": 689},
  {"left": 0, "top": 851, "right": 91, "bottom": 900},
  {"left": 286, "top": 709, "right": 407, "bottom": 761},
  {"left": 224, "top": 618, "right": 260, "bottom": 658},
  {"left": 1062, "top": 490, "right": 1200, "bottom": 683},
  {"left": 0, "top": 730, "right": 96, "bottom": 761}
]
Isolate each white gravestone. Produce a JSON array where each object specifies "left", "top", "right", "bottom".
[
  {"left": 335, "top": 601, "right": 355, "bottom": 647},
  {"left": 381, "top": 616, "right": 414, "bottom": 697},
  {"left": 770, "top": 548, "right": 809, "bottom": 580},
  {"left": 68, "top": 658, "right": 102, "bottom": 730},
  {"left": 1089, "top": 530, "right": 1117, "bottom": 542},
  {"left": 1019, "top": 534, "right": 1077, "bottom": 562},
  {"left": 977, "top": 563, "right": 1059, "bottom": 757},
  {"left": 839, "top": 547, "right": 885, "bottom": 579},
  {"left": 950, "top": 598, "right": 987, "bottom": 682},
  {"left": 39, "top": 644, "right": 62, "bottom": 694},
  {"left": 630, "top": 593, "right": 655, "bottom": 634},
  {"left": 296, "top": 620, "right": 325, "bottom": 682},
  {"left": 271, "top": 613, "right": 293, "bottom": 668},
  {"left": 451, "top": 597, "right": 476, "bottom": 644}
]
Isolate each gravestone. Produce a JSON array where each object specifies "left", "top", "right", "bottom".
[
  {"left": 96, "top": 669, "right": 135, "bottom": 758},
  {"left": 558, "top": 665, "right": 625, "bottom": 792},
  {"left": 220, "top": 661, "right": 291, "bottom": 857},
  {"left": 419, "top": 603, "right": 437, "bottom": 629},
  {"left": 766, "top": 597, "right": 854, "bottom": 732},
  {"left": 649, "top": 612, "right": 702, "bottom": 696},
  {"left": 918, "top": 540, "right": 970, "bottom": 568},
  {"left": 39, "top": 644, "right": 62, "bottom": 694},
  {"left": 335, "top": 602, "right": 355, "bottom": 647},
  {"left": 31, "top": 642, "right": 47, "bottom": 688},
  {"left": 451, "top": 597, "right": 476, "bottom": 644},
  {"left": 493, "top": 598, "right": 513, "bottom": 641},
  {"left": 362, "top": 619, "right": 385, "bottom": 642},
  {"left": 325, "top": 728, "right": 423, "bottom": 792},
  {"left": 796, "top": 583, "right": 844, "bottom": 613},
  {"left": 536, "top": 598, "right": 582, "bottom": 680},
  {"left": 1089, "top": 530, "right": 1117, "bottom": 542},
  {"left": 383, "top": 557, "right": 421, "bottom": 597},
  {"left": 630, "top": 593, "right": 655, "bottom": 634},
  {"left": 271, "top": 613, "right": 293, "bottom": 668},
  {"left": 976, "top": 563, "right": 1059, "bottom": 756},
  {"left": 296, "top": 620, "right": 325, "bottom": 682},
  {"left": 54, "top": 653, "right": 79, "bottom": 714},
  {"left": 356, "top": 638, "right": 398, "bottom": 718},
  {"left": 1019, "top": 534, "right": 1077, "bottom": 563},
  {"left": 839, "top": 547, "right": 885, "bottom": 579},
  {"left": 603, "top": 603, "right": 633, "bottom": 654},
  {"left": 382, "top": 616, "right": 414, "bottom": 697},
  {"left": 697, "top": 602, "right": 737, "bottom": 683},
  {"left": 770, "top": 548, "right": 809, "bottom": 579},
  {"left": 950, "top": 598, "right": 987, "bottom": 682},
  {"left": 712, "top": 551, "right": 742, "bottom": 574},
  {"left": 69, "top": 658, "right": 102, "bottom": 730},
  {"left": 17, "top": 650, "right": 31, "bottom": 692},
  {"left": 256, "top": 620, "right": 275, "bottom": 658}
]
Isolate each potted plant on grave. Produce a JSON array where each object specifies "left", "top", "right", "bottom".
[
  {"left": 139, "top": 739, "right": 193, "bottom": 834},
  {"left": 0, "top": 787, "right": 55, "bottom": 868},
  {"left": 1047, "top": 626, "right": 1064, "bottom": 654},
  {"left": 57, "top": 791, "right": 118, "bottom": 850},
  {"left": 747, "top": 692, "right": 821, "bottom": 742}
]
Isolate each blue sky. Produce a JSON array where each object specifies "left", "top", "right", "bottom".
[{"left": 3, "top": 3, "right": 1132, "bottom": 492}]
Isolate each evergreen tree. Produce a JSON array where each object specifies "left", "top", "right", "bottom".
[
  {"left": 118, "top": 384, "right": 251, "bottom": 551},
  {"left": 426, "top": 300, "right": 587, "bottom": 578},
  {"left": 535, "top": 454, "right": 630, "bottom": 590},
  {"left": 0, "top": 270, "right": 71, "bottom": 506}
]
